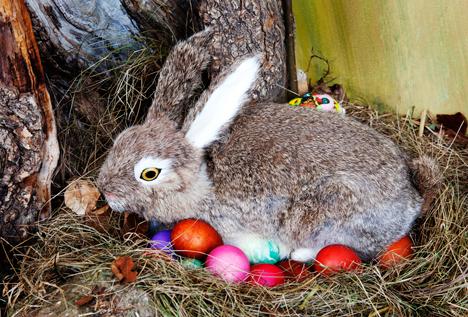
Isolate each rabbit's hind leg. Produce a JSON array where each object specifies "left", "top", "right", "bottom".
[{"left": 282, "top": 175, "right": 364, "bottom": 262}]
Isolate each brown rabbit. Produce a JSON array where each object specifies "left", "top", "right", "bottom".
[{"left": 98, "top": 42, "right": 440, "bottom": 262}]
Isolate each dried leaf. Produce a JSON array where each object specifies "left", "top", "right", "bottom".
[
  {"left": 111, "top": 256, "right": 138, "bottom": 283},
  {"left": 437, "top": 112, "right": 467, "bottom": 134},
  {"left": 121, "top": 212, "right": 149, "bottom": 238},
  {"left": 64, "top": 179, "right": 100, "bottom": 216},
  {"left": 75, "top": 294, "right": 94, "bottom": 306},
  {"left": 443, "top": 128, "right": 468, "bottom": 145}
]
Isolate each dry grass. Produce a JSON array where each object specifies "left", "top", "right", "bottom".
[
  {"left": 53, "top": 37, "right": 168, "bottom": 183},
  {"left": 3, "top": 101, "right": 467, "bottom": 316}
]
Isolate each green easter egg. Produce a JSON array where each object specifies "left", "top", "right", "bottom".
[
  {"left": 244, "top": 240, "right": 281, "bottom": 264},
  {"left": 180, "top": 258, "right": 204, "bottom": 269}
]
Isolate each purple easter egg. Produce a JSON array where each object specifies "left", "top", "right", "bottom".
[
  {"left": 150, "top": 229, "right": 173, "bottom": 253},
  {"left": 206, "top": 245, "right": 250, "bottom": 283}
]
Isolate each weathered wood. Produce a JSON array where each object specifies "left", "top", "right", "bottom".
[
  {"left": 0, "top": 0, "right": 59, "bottom": 241},
  {"left": 25, "top": 0, "right": 141, "bottom": 70},
  {"left": 282, "top": 0, "right": 298, "bottom": 99},
  {"left": 123, "top": 0, "right": 200, "bottom": 41},
  {"left": 149, "top": 0, "right": 288, "bottom": 127},
  {"left": 199, "top": 0, "right": 286, "bottom": 101},
  {"left": 26, "top": 0, "right": 198, "bottom": 72}
]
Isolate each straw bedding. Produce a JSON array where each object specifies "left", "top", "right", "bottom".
[{"left": 2, "top": 55, "right": 467, "bottom": 316}]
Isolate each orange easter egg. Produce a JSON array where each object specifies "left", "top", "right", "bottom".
[
  {"left": 379, "top": 236, "right": 413, "bottom": 268},
  {"left": 171, "top": 219, "right": 223, "bottom": 259}
]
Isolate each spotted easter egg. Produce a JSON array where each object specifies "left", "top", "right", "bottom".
[{"left": 180, "top": 258, "right": 204, "bottom": 269}]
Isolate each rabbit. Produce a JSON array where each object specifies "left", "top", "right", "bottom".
[{"left": 97, "top": 52, "right": 441, "bottom": 262}]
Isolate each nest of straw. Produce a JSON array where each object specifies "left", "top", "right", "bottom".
[{"left": 3, "top": 98, "right": 467, "bottom": 316}]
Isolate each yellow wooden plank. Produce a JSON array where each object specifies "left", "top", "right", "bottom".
[{"left": 293, "top": 0, "right": 468, "bottom": 117}]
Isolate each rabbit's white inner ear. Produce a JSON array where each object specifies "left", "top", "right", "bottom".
[
  {"left": 134, "top": 157, "right": 173, "bottom": 185},
  {"left": 185, "top": 56, "right": 260, "bottom": 149}
]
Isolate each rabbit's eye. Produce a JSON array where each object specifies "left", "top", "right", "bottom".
[
  {"left": 140, "top": 167, "right": 161, "bottom": 181},
  {"left": 322, "top": 98, "right": 330, "bottom": 104}
]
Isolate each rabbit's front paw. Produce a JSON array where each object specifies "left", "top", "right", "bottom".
[{"left": 224, "top": 233, "right": 290, "bottom": 264}]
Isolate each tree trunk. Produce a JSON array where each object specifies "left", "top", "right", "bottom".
[
  {"left": 0, "top": 0, "right": 59, "bottom": 242},
  {"left": 199, "top": 0, "right": 287, "bottom": 101},
  {"left": 26, "top": 0, "right": 198, "bottom": 73},
  {"left": 149, "top": 0, "right": 288, "bottom": 127}
]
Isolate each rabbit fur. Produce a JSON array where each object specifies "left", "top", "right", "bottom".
[{"left": 98, "top": 51, "right": 440, "bottom": 263}]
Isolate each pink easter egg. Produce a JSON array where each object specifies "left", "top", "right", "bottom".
[{"left": 206, "top": 245, "right": 250, "bottom": 283}]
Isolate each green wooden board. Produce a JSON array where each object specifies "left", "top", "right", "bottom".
[{"left": 293, "top": 0, "right": 468, "bottom": 117}]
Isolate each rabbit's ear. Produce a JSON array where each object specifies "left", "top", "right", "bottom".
[
  {"left": 147, "top": 28, "right": 213, "bottom": 126},
  {"left": 185, "top": 56, "right": 260, "bottom": 149}
]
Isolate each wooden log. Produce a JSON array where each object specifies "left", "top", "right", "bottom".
[
  {"left": 25, "top": 0, "right": 141, "bottom": 70},
  {"left": 123, "top": 0, "right": 201, "bottom": 41},
  {"left": 0, "top": 0, "right": 59, "bottom": 242},
  {"left": 26, "top": 0, "right": 198, "bottom": 72},
  {"left": 149, "top": 0, "right": 288, "bottom": 127},
  {"left": 198, "top": 0, "right": 287, "bottom": 101}
]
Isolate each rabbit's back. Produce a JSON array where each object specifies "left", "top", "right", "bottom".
[
  {"left": 206, "top": 103, "right": 422, "bottom": 259},
  {"left": 209, "top": 103, "right": 415, "bottom": 204}
]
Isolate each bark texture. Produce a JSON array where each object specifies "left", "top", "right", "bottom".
[
  {"left": 199, "top": 0, "right": 286, "bottom": 101},
  {"left": 26, "top": 0, "right": 199, "bottom": 72},
  {"left": 148, "top": 0, "right": 288, "bottom": 127},
  {"left": 0, "top": 0, "right": 59, "bottom": 242},
  {"left": 25, "top": 0, "right": 140, "bottom": 71}
]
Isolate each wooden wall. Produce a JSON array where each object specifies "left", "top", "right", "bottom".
[{"left": 293, "top": 0, "right": 468, "bottom": 117}]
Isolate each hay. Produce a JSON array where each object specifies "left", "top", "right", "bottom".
[
  {"left": 3, "top": 102, "right": 467, "bottom": 316},
  {"left": 53, "top": 37, "right": 168, "bottom": 184}
]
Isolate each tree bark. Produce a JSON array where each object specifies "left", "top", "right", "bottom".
[
  {"left": 26, "top": 0, "right": 199, "bottom": 73},
  {"left": 199, "top": 0, "right": 287, "bottom": 101},
  {"left": 149, "top": 0, "right": 288, "bottom": 127},
  {"left": 25, "top": 0, "right": 141, "bottom": 71},
  {"left": 0, "top": 0, "right": 59, "bottom": 242}
]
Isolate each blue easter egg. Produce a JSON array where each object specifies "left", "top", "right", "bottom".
[{"left": 150, "top": 229, "right": 173, "bottom": 254}]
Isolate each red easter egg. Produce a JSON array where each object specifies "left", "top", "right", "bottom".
[
  {"left": 314, "top": 244, "right": 362, "bottom": 275},
  {"left": 171, "top": 219, "right": 223, "bottom": 259},
  {"left": 249, "top": 264, "right": 285, "bottom": 287},
  {"left": 379, "top": 236, "right": 413, "bottom": 268},
  {"left": 277, "top": 260, "right": 311, "bottom": 281}
]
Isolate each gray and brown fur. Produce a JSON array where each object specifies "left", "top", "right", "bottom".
[{"left": 98, "top": 38, "right": 441, "bottom": 262}]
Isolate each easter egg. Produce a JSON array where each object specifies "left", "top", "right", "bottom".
[
  {"left": 149, "top": 229, "right": 173, "bottom": 254},
  {"left": 277, "top": 260, "right": 311, "bottom": 281},
  {"left": 379, "top": 236, "right": 413, "bottom": 268},
  {"left": 314, "top": 244, "right": 362, "bottom": 275},
  {"left": 226, "top": 233, "right": 281, "bottom": 264},
  {"left": 180, "top": 258, "right": 204, "bottom": 269},
  {"left": 205, "top": 245, "right": 250, "bottom": 283},
  {"left": 249, "top": 264, "right": 285, "bottom": 287},
  {"left": 171, "top": 219, "right": 223, "bottom": 259}
]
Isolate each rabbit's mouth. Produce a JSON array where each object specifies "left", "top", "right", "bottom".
[{"left": 104, "top": 192, "right": 126, "bottom": 212}]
